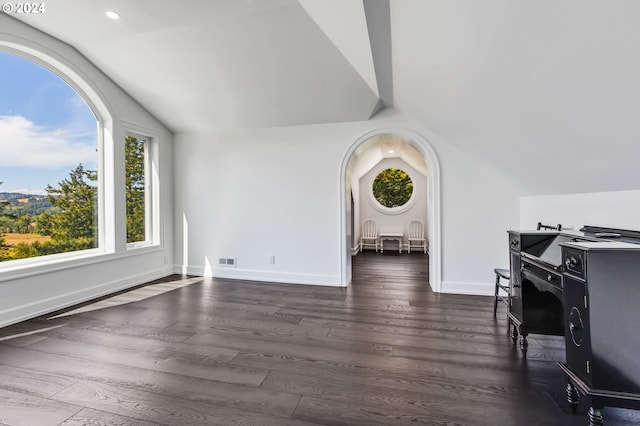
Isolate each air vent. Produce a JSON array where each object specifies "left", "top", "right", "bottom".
[{"left": 218, "top": 257, "right": 236, "bottom": 267}]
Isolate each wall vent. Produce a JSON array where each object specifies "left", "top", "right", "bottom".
[{"left": 218, "top": 257, "right": 236, "bottom": 267}]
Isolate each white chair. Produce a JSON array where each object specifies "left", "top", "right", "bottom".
[
  {"left": 360, "top": 219, "right": 379, "bottom": 252},
  {"left": 407, "top": 219, "right": 427, "bottom": 253}
]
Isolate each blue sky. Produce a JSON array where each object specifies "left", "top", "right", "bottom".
[{"left": 0, "top": 52, "right": 97, "bottom": 195}]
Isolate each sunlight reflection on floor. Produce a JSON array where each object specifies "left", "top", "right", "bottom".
[{"left": 48, "top": 276, "right": 203, "bottom": 319}]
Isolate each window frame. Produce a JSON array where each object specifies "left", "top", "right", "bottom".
[
  {"left": 368, "top": 164, "right": 418, "bottom": 215},
  {"left": 124, "top": 130, "right": 159, "bottom": 250},
  {"left": 0, "top": 27, "right": 168, "bottom": 286},
  {"left": 0, "top": 47, "right": 107, "bottom": 270}
]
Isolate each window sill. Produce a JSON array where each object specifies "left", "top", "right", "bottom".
[
  {"left": 0, "top": 245, "right": 164, "bottom": 284},
  {"left": 127, "top": 241, "right": 154, "bottom": 250}
]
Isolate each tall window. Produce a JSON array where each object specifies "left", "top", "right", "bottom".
[
  {"left": 0, "top": 52, "right": 99, "bottom": 262},
  {"left": 125, "top": 135, "right": 150, "bottom": 246}
]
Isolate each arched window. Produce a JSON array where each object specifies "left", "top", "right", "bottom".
[{"left": 0, "top": 51, "right": 100, "bottom": 263}]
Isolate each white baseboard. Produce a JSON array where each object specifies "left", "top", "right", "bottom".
[
  {"left": 0, "top": 266, "right": 175, "bottom": 328},
  {"left": 179, "top": 264, "right": 343, "bottom": 287},
  {"left": 440, "top": 280, "right": 494, "bottom": 296}
]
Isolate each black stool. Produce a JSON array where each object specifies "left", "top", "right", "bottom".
[{"left": 493, "top": 268, "right": 510, "bottom": 317}]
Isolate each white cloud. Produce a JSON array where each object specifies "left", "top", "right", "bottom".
[{"left": 0, "top": 115, "right": 96, "bottom": 169}]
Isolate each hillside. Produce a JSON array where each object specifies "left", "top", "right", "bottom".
[{"left": 0, "top": 192, "right": 55, "bottom": 217}]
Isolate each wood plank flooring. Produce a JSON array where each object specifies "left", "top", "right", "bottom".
[{"left": 1, "top": 251, "right": 639, "bottom": 425}]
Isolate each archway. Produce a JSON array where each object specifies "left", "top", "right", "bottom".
[{"left": 340, "top": 128, "right": 441, "bottom": 291}]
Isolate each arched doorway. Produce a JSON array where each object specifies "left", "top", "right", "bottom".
[{"left": 340, "top": 128, "right": 441, "bottom": 291}]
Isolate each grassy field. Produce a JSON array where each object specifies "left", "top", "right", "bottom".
[{"left": 2, "top": 233, "right": 52, "bottom": 246}]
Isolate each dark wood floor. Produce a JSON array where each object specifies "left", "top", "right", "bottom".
[{"left": 0, "top": 252, "right": 638, "bottom": 425}]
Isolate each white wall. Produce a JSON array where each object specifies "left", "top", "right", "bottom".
[
  {"left": 416, "top": 121, "right": 520, "bottom": 295},
  {"left": 174, "top": 109, "right": 520, "bottom": 295},
  {"left": 520, "top": 190, "right": 640, "bottom": 232},
  {"left": 174, "top": 123, "right": 355, "bottom": 286},
  {"left": 357, "top": 158, "right": 428, "bottom": 251},
  {"left": 0, "top": 16, "right": 174, "bottom": 327}
]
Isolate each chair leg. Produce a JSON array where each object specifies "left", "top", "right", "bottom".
[{"left": 493, "top": 273, "right": 500, "bottom": 317}]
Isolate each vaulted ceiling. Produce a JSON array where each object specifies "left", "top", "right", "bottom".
[
  {"left": 16, "top": 0, "right": 391, "bottom": 133},
  {"left": 391, "top": 1, "right": 640, "bottom": 195},
  {"left": 14, "top": 0, "right": 640, "bottom": 195}
]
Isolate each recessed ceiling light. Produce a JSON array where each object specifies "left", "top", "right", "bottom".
[{"left": 105, "top": 10, "right": 120, "bottom": 20}]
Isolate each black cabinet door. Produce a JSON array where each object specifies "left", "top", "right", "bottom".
[
  {"left": 509, "top": 251, "right": 522, "bottom": 321},
  {"left": 563, "top": 275, "right": 592, "bottom": 387}
]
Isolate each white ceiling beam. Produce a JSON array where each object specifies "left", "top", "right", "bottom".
[
  {"left": 298, "top": 0, "right": 379, "bottom": 98},
  {"left": 363, "top": 0, "right": 393, "bottom": 108}
]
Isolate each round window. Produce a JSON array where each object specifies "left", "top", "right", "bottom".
[{"left": 372, "top": 168, "right": 414, "bottom": 208}]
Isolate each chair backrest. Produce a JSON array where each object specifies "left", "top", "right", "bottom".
[
  {"left": 407, "top": 219, "right": 424, "bottom": 239},
  {"left": 362, "top": 219, "right": 378, "bottom": 238},
  {"left": 537, "top": 222, "right": 562, "bottom": 231}
]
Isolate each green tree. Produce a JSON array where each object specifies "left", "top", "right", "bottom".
[
  {"left": 0, "top": 182, "right": 14, "bottom": 259},
  {"left": 9, "top": 241, "right": 41, "bottom": 259},
  {"left": 0, "top": 183, "right": 12, "bottom": 217},
  {"left": 372, "top": 168, "right": 414, "bottom": 208},
  {"left": 45, "top": 164, "right": 98, "bottom": 249},
  {"left": 1, "top": 166, "right": 99, "bottom": 262},
  {"left": 36, "top": 211, "right": 54, "bottom": 236},
  {"left": 0, "top": 183, "right": 8, "bottom": 256},
  {"left": 125, "top": 136, "right": 145, "bottom": 243},
  {"left": 2, "top": 137, "right": 145, "bottom": 261},
  {"left": 16, "top": 214, "right": 33, "bottom": 233}
]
